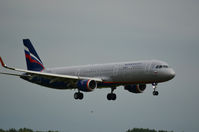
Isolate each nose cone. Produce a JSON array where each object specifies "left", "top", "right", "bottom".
[{"left": 168, "top": 69, "right": 176, "bottom": 79}]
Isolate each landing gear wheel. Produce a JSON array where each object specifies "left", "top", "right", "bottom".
[
  {"left": 74, "top": 92, "right": 79, "bottom": 99},
  {"left": 153, "top": 91, "right": 159, "bottom": 96},
  {"left": 78, "top": 92, "right": 84, "bottom": 100},
  {"left": 107, "top": 93, "right": 117, "bottom": 100},
  {"left": 107, "top": 93, "right": 112, "bottom": 100},
  {"left": 74, "top": 92, "right": 84, "bottom": 100},
  {"left": 112, "top": 93, "right": 116, "bottom": 100}
]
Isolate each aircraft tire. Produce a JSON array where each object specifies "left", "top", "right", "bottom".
[
  {"left": 153, "top": 91, "right": 159, "bottom": 96},
  {"left": 74, "top": 92, "right": 84, "bottom": 100},
  {"left": 78, "top": 92, "right": 84, "bottom": 100},
  {"left": 107, "top": 93, "right": 112, "bottom": 100},
  {"left": 107, "top": 93, "right": 116, "bottom": 100},
  {"left": 74, "top": 92, "right": 79, "bottom": 99},
  {"left": 112, "top": 93, "right": 116, "bottom": 100}
]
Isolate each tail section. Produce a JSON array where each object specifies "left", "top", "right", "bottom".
[{"left": 23, "top": 39, "right": 45, "bottom": 71}]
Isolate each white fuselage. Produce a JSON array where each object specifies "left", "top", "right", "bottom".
[{"left": 44, "top": 60, "right": 175, "bottom": 88}]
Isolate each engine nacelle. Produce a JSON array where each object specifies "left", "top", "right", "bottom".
[
  {"left": 77, "top": 80, "right": 97, "bottom": 92},
  {"left": 124, "top": 84, "right": 146, "bottom": 93}
]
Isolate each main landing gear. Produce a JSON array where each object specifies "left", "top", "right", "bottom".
[
  {"left": 152, "top": 83, "right": 159, "bottom": 96},
  {"left": 107, "top": 87, "right": 117, "bottom": 100},
  {"left": 74, "top": 91, "right": 84, "bottom": 100}
]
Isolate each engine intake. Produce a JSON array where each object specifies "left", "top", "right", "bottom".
[
  {"left": 77, "top": 80, "right": 97, "bottom": 92},
  {"left": 124, "top": 84, "right": 146, "bottom": 93}
]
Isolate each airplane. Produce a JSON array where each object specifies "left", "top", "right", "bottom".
[{"left": 0, "top": 39, "right": 175, "bottom": 100}]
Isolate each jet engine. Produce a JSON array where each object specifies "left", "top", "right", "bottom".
[
  {"left": 77, "top": 79, "right": 97, "bottom": 92},
  {"left": 124, "top": 84, "right": 146, "bottom": 93}
]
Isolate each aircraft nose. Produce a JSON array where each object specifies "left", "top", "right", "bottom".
[{"left": 168, "top": 69, "right": 176, "bottom": 79}]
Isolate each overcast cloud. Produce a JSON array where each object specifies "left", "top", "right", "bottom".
[{"left": 0, "top": 0, "right": 199, "bottom": 132}]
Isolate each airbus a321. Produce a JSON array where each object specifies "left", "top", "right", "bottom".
[{"left": 0, "top": 39, "right": 175, "bottom": 100}]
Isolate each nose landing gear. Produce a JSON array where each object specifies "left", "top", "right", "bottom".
[{"left": 152, "top": 83, "right": 159, "bottom": 96}]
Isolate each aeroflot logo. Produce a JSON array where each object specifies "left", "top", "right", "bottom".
[{"left": 24, "top": 46, "right": 43, "bottom": 65}]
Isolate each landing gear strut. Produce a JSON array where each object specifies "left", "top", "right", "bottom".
[
  {"left": 74, "top": 91, "right": 84, "bottom": 100},
  {"left": 152, "top": 83, "right": 159, "bottom": 96},
  {"left": 107, "top": 87, "right": 116, "bottom": 100}
]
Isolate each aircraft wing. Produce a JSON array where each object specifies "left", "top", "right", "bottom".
[{"left": 0, "top": 57, "right": 102, "bottom": 82}]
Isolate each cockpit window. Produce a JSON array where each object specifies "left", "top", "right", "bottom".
[
  {"left": 156, "top": 65, "right": 168, "bottom": 69},
  {"left": 163, "top": 65, "right": 168, "bottom": 68}
]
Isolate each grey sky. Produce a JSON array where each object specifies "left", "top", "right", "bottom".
[{"left": 0, "top": 0, "right": 199, "bottom": 132}]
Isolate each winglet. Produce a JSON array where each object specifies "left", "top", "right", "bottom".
[{"left": 0, "top": 57, "right": 6, "bottom": 67}]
